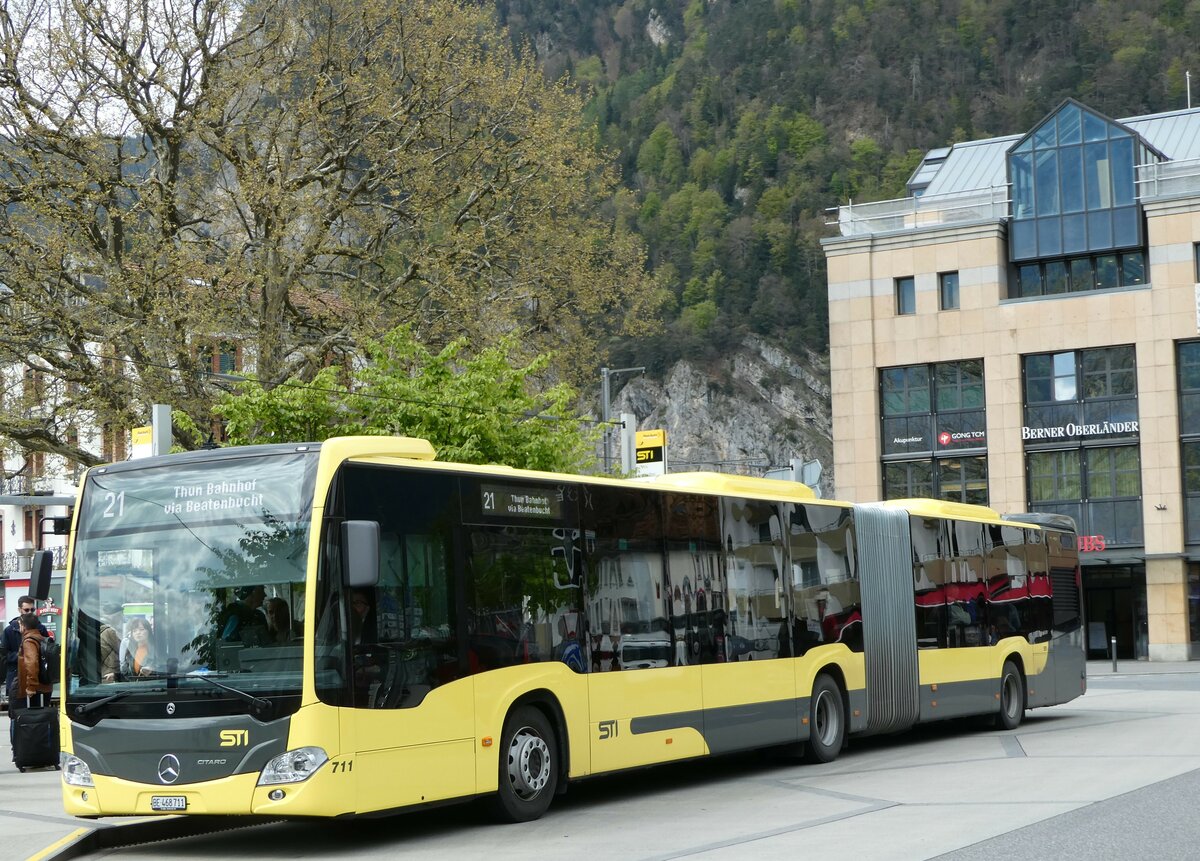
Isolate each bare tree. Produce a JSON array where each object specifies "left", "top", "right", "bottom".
[{"left": 0, "top": 0, "right": 665, "bottom": 462}]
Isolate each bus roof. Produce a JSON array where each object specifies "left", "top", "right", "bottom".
[
  {"left": 632, "top": 471, "right": 817, "bottom": 501},
  {"left": 876, "top": 497, "right": 1004, "bottom": 523},
  {"left": 322, "top": 436, "right": 436, "bottom": 461},
  {"left": 322, "top": 437, "right": 826, "bottom": 501}
]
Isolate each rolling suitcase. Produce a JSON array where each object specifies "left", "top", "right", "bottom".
[{"left": 12, "top": 696, "right": 59, "bottom": 772}]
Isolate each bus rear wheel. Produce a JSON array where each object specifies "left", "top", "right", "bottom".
[
  {"left": 491, "top": 705, "right": 558, "bottom": 823},
  {"left": 994, "top": 660, "right": 1025, "bottom": 730},
  {"left": 804, "top": 674, "right": 846, "bottom": 764}
]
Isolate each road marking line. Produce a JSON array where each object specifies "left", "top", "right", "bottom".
[{"left": 24, "top": 827, "right": 90, "bottom": 861}]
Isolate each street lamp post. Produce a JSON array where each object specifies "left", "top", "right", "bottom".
[{"left": 601, "top": 365, "right": 645, "bottom": 473}]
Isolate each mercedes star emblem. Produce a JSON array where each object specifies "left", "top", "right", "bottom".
[{"left": 158, "top": 754, "right": 181, "bottom": 784}]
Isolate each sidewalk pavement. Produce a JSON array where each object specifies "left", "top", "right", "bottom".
[
  {"left": 0, "top": 714, "right": 240, "bottom": 861},
  {"left": 1085, "top": 658, "right": 1200, "bottom": 676},
  {"left": 5, "top": 659, "right": 1198, "bottom": 860},
  {"left": 0, "top": 714, "right": 95, "bottom": 861}
]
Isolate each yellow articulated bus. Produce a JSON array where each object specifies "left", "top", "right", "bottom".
[{"left": 49, "top": 436, "right": 1084, "bottom": 822}]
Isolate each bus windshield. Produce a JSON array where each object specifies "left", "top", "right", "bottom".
[{"left": 64, "top": 449, "right": 318, "bottom": 722}]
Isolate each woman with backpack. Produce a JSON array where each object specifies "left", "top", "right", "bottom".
[
  {"left": 12, "top": 612, "right": 58, "bottom": 771},
  {"left": 17, "top": 613, "right": 53, "bottom": 706}
]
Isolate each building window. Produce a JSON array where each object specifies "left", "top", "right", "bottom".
[
  {"left": 1025, "top": 346, "right": 1138, "bottom": 435},
  {"left": 1023, "top": 346, "right": 1141, "bottom": 546},
  {"left": 1028, "top": 449, "right": 1082, "bottom": 508},
  {"left": 935, "top": 360, "right": 984, "bottom": 412},
  {"left": 26, "top": 449, "right": 44, "bottom": 479},
  {"left": 1026, "top": 447, "right": 1141, "bottom": 546},
  {"left": 1185, "top": 443, "right": 1200, "bottom": 544},
  {"left": 881, "top": 360, "right": 987, "bottom": 502},
  {"left": 102, "top": 424, "right": 127, "bottom": 463},
  {"left": 1007, "top": 101, "right": 1153, "bottom": 296},
  {"left": 1189, "top": 568, "right": 1200, "bottom": 660},
  {"left": 1178, "top": 341, "right": 1200, "bottom": 543},
  {"left": 1082, "top": 346, "right": 1137, "bottom": 399},
  {"left": 883, "top": 460, "right": 933, "bottom": 499},
  {"left": 935, "top": 456, "right": 988, "bottom": 504},
  {"left": 939, "top": 272, "right": 959, "bottom": 310},
  {"left": 198, "top": 341, "right": 240, "bottom": 376},
  {"left": 1013, "top": 250, "right": 1146, "bottom": 298},
  {"left": 1194, "top": 242, "right": 1200, "bottom": 282},
  {"left": 1024, "top": 351, "right": 1077, "bottom": 415},
  {"left": 22, "top": 367, "right": 44, "bottom": 408},
  {"left": 882, "top": 365, "right": 930, "bottom": 417},
  {"left": 896, "top": 277, "right": 915, "bottom": 315}
]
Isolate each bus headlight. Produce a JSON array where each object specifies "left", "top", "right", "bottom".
[
  {"left": 257, "top": 747, "right": 329, "bottom": 785},
  {"left": 60, "top": 753, "right": 94, "bottom": 787}
]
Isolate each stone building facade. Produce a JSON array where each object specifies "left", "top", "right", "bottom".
[{"left": 823, "top": 100, "right": 1200, "bottom": 661}]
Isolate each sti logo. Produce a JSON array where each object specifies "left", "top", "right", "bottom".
[{"left": 219, "top": 729, "right": 249, "bottom": 747}]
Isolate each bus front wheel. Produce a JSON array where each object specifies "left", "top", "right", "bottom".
[
  {"left": 491, "top": 705, "right": 558, "bottom": 823},
  {"left": 804, "top": 674, "right": 846, "bottom": 764},
  {"left": 994, "top": 660, "right": 1025, "bottom": 731}
]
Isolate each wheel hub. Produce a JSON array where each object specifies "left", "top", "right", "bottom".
[
  {"left": 815, "top": 690, "right": 840, "bottom": 744},
  {"left": 507, "top": 728, "right": 551, "bottom": 798}
]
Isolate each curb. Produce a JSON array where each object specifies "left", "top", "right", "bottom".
[{"left": 28, "top": 816, "right": 279, "bottom": 861}]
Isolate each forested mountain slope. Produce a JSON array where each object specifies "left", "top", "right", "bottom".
[{"left": 498, "top": 0, "right": 1198, "bottom": 368}]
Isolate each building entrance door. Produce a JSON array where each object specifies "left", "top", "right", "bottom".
[{"left": 1083, "top": 565, "right": 1146, "bottom": 660}]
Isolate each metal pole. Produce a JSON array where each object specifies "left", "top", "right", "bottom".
[
  {"left": 151, "top": 404, "right": 171, "bottom": 456},
  {"left": 599, "top": 365, "right": 645, "bottom": 474},
  {"left": 619, "top": 412, "right": 637, "bottom": 474},
  {"left": 1110, "top": 635, "right": 1118, "bottom": 672},
  {"left": 600, "top": 367, "right": 611, "bottom": 473}
]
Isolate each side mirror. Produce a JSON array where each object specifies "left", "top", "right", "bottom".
[
  {"left": 29, "top": 550, "right": 53, "bottom": 601},
  {"left": 41, "top": 516, "right": 71, "bottom": 536},
  {"left": 341, "top": 520, "right": 380, "bottom": 588}
]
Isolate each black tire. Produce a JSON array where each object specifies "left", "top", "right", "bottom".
[
  {"left": 490, "top": 705, "right": 558, "bottom": 823},
  {"left": 804, "top": 674, "right": 846, "bottom": 764},
  {"left": 994, "top": 660, "right": 1025, "bottom": 730}
]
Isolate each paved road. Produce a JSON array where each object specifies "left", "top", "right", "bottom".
[{"left": 15, "top": 662, "right": 1200, "bottom": 860}]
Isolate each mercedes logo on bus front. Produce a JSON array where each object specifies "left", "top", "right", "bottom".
[{"left": 158, "top": 754, "right": 181, "bottom": 784}]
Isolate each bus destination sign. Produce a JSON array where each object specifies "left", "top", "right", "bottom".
[{"left": 480, "top": 483, "right": 562, "bottom": 521}]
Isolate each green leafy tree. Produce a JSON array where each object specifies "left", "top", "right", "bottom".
[
  {"left": 0, "top": 0, "right": 662, "bottom": 464},
  {"left": 217, "top": 327, "right": 598, "bottom": 473}
]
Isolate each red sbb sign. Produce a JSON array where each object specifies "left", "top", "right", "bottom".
[{"left": 1079, "top": 535, "right": 1107, "bottom": 552}]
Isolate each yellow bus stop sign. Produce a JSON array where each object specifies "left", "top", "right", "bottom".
[{"left": 634, "top": 429, "right": 666, "bottom": 476}]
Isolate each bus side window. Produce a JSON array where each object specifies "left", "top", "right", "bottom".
[{"left": 583, "top": 485, "right": 669, "bottom": 672}]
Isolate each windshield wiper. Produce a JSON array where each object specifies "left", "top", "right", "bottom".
[
  {"left": 72, "top": 673, "right": 272, "bottom": 719},
  {"left": 158, "top": 672, "right": 273, "bottom": 716},
  {"left": 73, "top": 688, "right": 161, "bottom": 717}
]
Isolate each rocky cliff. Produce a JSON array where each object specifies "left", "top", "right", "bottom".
[{"left": 609, "top": 337, "right": 833, "bottom": 496}]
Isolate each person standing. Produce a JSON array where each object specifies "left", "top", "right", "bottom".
[
  {"left": 4, "top": 597, "right": 47, "bottom": 699},
  {"left": 11, "top": 612, "right": 56, "bottom": 771},
  {"left": 16, "top": 613, "right": 52, "bottom": 706}
]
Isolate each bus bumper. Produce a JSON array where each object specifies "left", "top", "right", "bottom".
[{"left": 64, "top": 766, "right": 355, "bottom": 818}]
